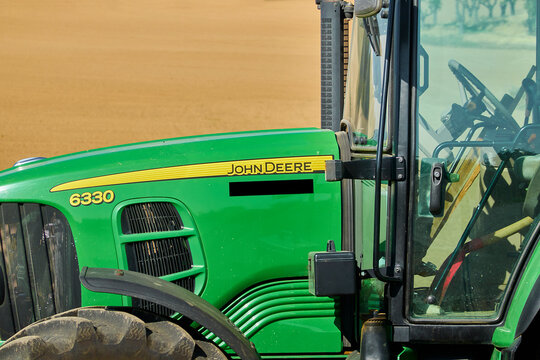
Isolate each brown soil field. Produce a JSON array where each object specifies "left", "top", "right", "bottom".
[{"left": 0, "top": 0, "right": 320, "bottom": 170}]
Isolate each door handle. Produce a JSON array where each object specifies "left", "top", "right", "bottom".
[{"left": 430, "top": 163, "right": 446, "bottom": 216}]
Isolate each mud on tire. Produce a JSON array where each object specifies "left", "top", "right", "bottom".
[{"left": 0, "top": 307, "right": 228, "bottom": 360}]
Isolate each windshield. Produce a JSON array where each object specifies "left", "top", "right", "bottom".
[
  {"left": 343, "top": 12, "right": 388, "bottom": 146},
  {"left": 411, "top": 0, "right": 538, "bottom": 320}
]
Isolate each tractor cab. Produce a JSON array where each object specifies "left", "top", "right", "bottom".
[{"left": 319, "top": 0, "right": 540, "bottom": 357}]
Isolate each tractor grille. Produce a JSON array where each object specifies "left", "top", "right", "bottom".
[
  {"left": 132, "top": 278, "right": 195, "bottom": 317},
  {"left": 121, "top": 202, "right": 183, "bottom": 234},
  {"left": 125, "top": 237, "right": 193, "bottom": 278},
  {"left": 0, "top": 204, "right": 81, "bottom": 338},
  {"left": 125, "top": 237, "right": 195, "bottom": 317}
]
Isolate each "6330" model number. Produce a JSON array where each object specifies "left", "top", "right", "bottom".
[{"left": 69, "top": 190, "right": 115, "bottom": 207}]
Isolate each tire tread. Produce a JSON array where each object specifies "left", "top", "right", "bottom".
[{"left": 0, "top": 308, "right": 226, "bottom": 360}]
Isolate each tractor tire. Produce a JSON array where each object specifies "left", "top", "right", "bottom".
[{"left": 0, "top": 307, "right": 227, "bottom": 360}]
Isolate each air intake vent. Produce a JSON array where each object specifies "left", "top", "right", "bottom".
[
  {"left": 121, "top": 202, "right": 182, "bottom": 234},
  {"left": 126, "top": 237, "right": 193, "bottom": 278},
  {"left": 126, "top": 237, "right": 195, "bottom": 317},
  {"left": 131, "top": 278, "right": 195, "bottom": 317}
]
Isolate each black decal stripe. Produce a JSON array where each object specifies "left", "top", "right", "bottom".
[{"left": 229, "top": 180, "right": 314, "bottom": 197}]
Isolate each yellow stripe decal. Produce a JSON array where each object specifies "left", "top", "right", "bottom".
[{"left": 50, "top": 155, "right": 333, "bottom": 192}]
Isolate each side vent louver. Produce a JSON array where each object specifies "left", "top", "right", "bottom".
[
  {"left": 121, "top": 202, "right": 183, "bottom": 234},
  {"left": 122, "top": 202, "right": 194, "bottom": 317},
  {"left": 125, "top": 237, "right": 193, "bottom": 278}
]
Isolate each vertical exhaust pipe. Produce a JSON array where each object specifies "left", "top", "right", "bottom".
[{"left": 318, "top": 0, "right": 353, "bottom": 131}]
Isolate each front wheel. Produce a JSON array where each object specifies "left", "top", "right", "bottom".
[{"left": 0, "top": 307, "right": 227, "bottom": 360}]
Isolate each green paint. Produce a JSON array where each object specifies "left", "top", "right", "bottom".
[
  {"left": 355, "top": 180, "right": 387, "bottom": 271},
  {"left": 358, "top": 278, "right": 385, "bottom": 315},
  {"left": 492, "top": 242, "right": 540, "bottom": 348},
  {"left": 204, "top": 279, "right": 342, "bottom": 354},
  {"left": 490, "top": 348, "right": 502, "bottom": 360},
  {"left": 397, "top": 347, "right": 417, "bottom": 360},
  {"left": 231, "top": 355, "right": 348, "bottom": 359},
  {"left": 353, "top": 132, "right": 378, "bottom": 147},
  {"left": 0, "top": 128, "right": 343, "bottom": 354}
]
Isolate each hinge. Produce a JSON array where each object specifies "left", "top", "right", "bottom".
[{"left": 325, "top": 157, "right": 406, "bottom": 181}]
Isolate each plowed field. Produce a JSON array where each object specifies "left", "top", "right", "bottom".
[{"left": 0, "top": 0, "right": 320, "bottom": 170}]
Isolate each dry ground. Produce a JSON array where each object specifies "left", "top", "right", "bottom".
[{"left": 0, "top": 0, "right": 320, "bottom": 170}]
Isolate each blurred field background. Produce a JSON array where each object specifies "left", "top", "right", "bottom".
[{"left": 0, "top": 0, "right": 320, "bottom": 170}]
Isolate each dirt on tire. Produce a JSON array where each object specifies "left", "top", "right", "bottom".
[{"left": 0, "top": 307, "right": 227, "bottom": 360}]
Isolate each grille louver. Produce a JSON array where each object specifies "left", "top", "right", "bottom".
[
  {"left": 125, "top": 236, "right": 195, "bottom": 317},
  {"left": 121, "top": 202, "right": 182, "bottom": 234},
  {"left": 122, "top": 202, "right": 195, "bottom": 317},
  {"left": 125, "top": 237, "right": 193, "bottom": 278},
  {"left": 131, "top": 278, "right": 196, "bottom": 317}
]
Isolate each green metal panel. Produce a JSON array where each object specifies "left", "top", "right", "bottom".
[
  {"left": 234, "top": 355, "right": 347, "bottom": 359},
  {"left": 397, "top": 347, "right": 418, "bottom": 360},
  {"left": 204, "top": 279, "right": 342, "bottom": 354},
  {"left": 492, "top": 241, "right": 540, "bottom": 348},
  {"left": 355, "top": 180, "right": 387, "bottom": 271},
  {"left": 0, "top": 128, "right": 343, "bottom": 354},
  {"left": 490, "top": 349, "right": 502, "bottom": 360},
  {"left": 249, "top": 317, "right": 342, "bottom": 354}
]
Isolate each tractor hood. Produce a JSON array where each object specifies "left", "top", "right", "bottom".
[
  {"left": 0, "top": 128, "right": 338, "bottom": 201},
  {"left": 0, "top": 128, "right": 342, "bottom": 311}
]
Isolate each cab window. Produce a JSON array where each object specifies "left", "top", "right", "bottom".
[{"left": 411, "top": 0, "right": 538, "bottom": 319}]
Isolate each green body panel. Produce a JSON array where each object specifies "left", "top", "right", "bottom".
[
  {"left": 492, "top": 240, "right": 540, "bottom": 348},
  {"left": 204, "top": 279, "right": 342, "bottom": 354},
  {"left": 0, "top": 128, "right": 343, "bottom": 354},
  {"left": 355, "top": 180, "right": 387, "bottom": 271},
  {"left": 490, "top": 349, "right": 502, "bottom": 360},
  {"left": 397, "top": 347, "right": 417, "bottom": 360},
  {"left": 236, "top": 355, "right": 347, "bottom": 359}
]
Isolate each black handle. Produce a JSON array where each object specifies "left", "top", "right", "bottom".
[
  {"left": 429, "top": 163, "right": 445, "bottom": 216},
  {"left": 418, "top": 45, "right": 429, "bottom": 97}
]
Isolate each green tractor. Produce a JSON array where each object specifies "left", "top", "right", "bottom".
[{"left": 0, "top": 0, "right": 539, "bottom": 358}]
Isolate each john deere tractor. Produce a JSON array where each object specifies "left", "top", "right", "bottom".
[{"left": 0, "top": 0, "right": 539, "bottom": 359}]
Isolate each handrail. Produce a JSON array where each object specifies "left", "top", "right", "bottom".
[{"left": 373, "top": 0, "right": 400, "bottom": 283}]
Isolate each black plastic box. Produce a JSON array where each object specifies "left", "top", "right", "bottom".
[{"left": 308, "top": 251, "right": 356, "bottom": 296}]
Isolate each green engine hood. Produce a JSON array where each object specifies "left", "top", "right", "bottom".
[{"left": 0, "top": 128, "right": 342, "bottom": 307}]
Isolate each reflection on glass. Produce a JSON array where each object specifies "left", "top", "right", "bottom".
[
  {"left": 411, "top": 0, "right": 537, "bottom": 319},
  {"left": 343, "top": 13, "right": 388, "bottom": 141}
]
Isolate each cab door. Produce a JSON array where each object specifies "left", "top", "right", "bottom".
[{"left": 401, "top": 0, "right": 539, "bottom": 351}]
